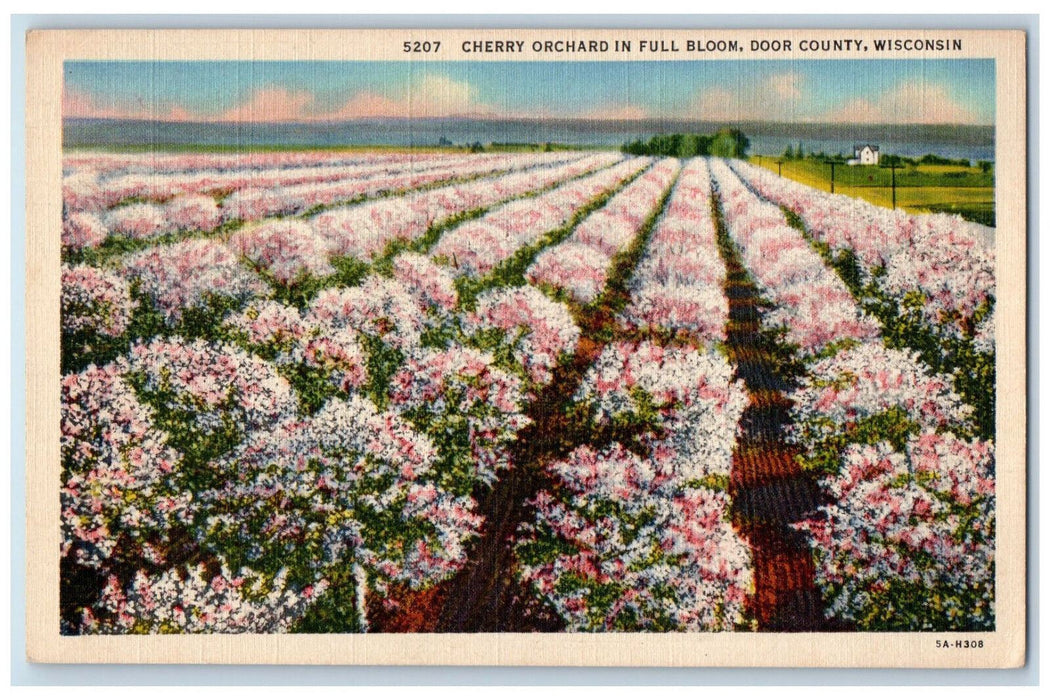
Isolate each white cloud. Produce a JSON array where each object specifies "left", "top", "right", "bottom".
[
  {"left": 768, "top": 72, "right": 804, "bottom": 101},
  {"left": 63, "top": 89, "right": 194, "bottom": 122},
  {"left": 689, "top": 73, "right": 806, "bottom": 122},
  {"left": 404, "top": 74, "right": 487, "bottom": 117},
  {"left": 820, "top": 82, "right": 980, "bottom": 124},
  {"left": 65, "top": 72, "right": 983, "bottom": 126},
  {"left": 65, "top": 74, "right": 492, "bottom": 122},
  {"left": 215, "top": 88, "right": 316, "bottom": 123}
]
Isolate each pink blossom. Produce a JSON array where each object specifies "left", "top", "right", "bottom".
[
  {"left": 392, "top": 252, "right": 458, "bottom": 315},
  {"left": 62, "top": 212, "right": 109, "bottom": 250},
  {"left": 710, "top": 159, "right": 881, "bottom": 353},
  {"left": 731, "top": 159, "right": 994, "bottom": 345},
  {"left": 520, "top": 443, "right": 752, "bottom": 631},
  {"left": 62, "top": 264, "right": 135, "bottom": 338},
  {"left": 389, "top": 345, "right": 531, "bottom": 486},
  {"left": 307, "top": 275, "right": 424, "bottom": 350},
  {"left": 118, "top": 238, "right": 268, "bottom": 324},
  {"left": 61, "top": 362, "right": 191, "bottom": 571},
  {"left": 124, "top": 336, "right": 298, "bottom": 435},
  {"left": 105, "top": 203, "right": 168, "bottom": 240},
  {"left": 432, "top": 157, "right": 649, "bottom": 277},
  {"left": 78, "top": 562, "right": 326, "bottom": 634},
  {"left": 793, "top": 434, "right": 994, "bottom": 629},
  {"left": 165, "top": 194, "right": 222, "bottom": 232},
  {"left": 202, "top": 394, "right": 481, "bottom": 593},
  {"left": 230, "top": 220, "right": 335, "bottom": 283},
  {"left": 463, "top": 285, "right": 580, "bottom": 387}
]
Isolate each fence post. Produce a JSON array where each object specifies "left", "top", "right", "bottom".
[
  {"left": 890, "top": 164, "right": 898, "bottom": 209},
  {"left": 824, "top": 161, "right": 836, "bottom": 194}
]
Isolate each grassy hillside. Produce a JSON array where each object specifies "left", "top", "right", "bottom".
[{"left": 749, "top": 157, "right": 994, "bottom": 226}]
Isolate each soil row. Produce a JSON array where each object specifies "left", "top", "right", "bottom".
[
  {"left": 426, "top": 168, "right": 679, "bottom": 633},
  {"left": 374, "top": 169, "right": 837, "bottom": 633},
  {"left": 711, "top": 189, "right": 833, "bottom": 631}
]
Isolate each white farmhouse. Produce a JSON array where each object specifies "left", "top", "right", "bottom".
[{"left": 847, "top": 144, "right": 880, "bottom": 166}]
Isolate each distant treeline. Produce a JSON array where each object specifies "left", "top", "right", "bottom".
[
  {"left": 622, "top": 128, "right": 750, "bottom": 158},
  {"left": 779, "top": 143, "right": 992, "bottom": 172},
  {"left": 883, "top": 153, "right": 992, "bottom": 172},
  {"left": 486, "top": 141, "right": 589, "bottom": 152}
]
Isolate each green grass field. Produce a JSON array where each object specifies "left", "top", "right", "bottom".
[{"left": 749, "top": 157, "right": 995, "bottom": 226}]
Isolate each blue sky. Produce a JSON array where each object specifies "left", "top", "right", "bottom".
[{"left": 64, "top": 59, "right": 995, "bottom": 125}]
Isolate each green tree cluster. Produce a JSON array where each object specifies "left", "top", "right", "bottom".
[{"left": 623, "top": 128, "right": 750, "bottom": 158}]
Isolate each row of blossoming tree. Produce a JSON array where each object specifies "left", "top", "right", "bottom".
[
  {"left": 62, "top": 149, "right": 751, "bottom": 633},
  {"left": 712, "top": 159, "right": 995, "bottom": 631},
  {"left": 62, "top": 149, "right": 628, "bottom": 632},
  {"left": 60, "top": 147, "right": 994, "bottom": 633}
]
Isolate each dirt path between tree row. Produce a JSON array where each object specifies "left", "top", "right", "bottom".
[
  {"left": 429, "top": 171, "right": 680, "bottom": 633},
  {"left": 373, "top": 171, "right": 837, "bottom": 633},
  {"left": 712, "top": 190, "right": 834, "bottom": 632}
]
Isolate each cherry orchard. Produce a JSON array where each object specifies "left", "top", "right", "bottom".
[{"left": 59, "top": 148, "right": 996, "bottom": 634}]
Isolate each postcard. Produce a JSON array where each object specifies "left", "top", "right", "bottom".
[{"left": 24, "top": 27, "right": 1027, "bottom": 667}]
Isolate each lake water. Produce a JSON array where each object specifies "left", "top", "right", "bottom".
[{"left": 63, "top": 118, "right": 995, "bottom": 163}]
